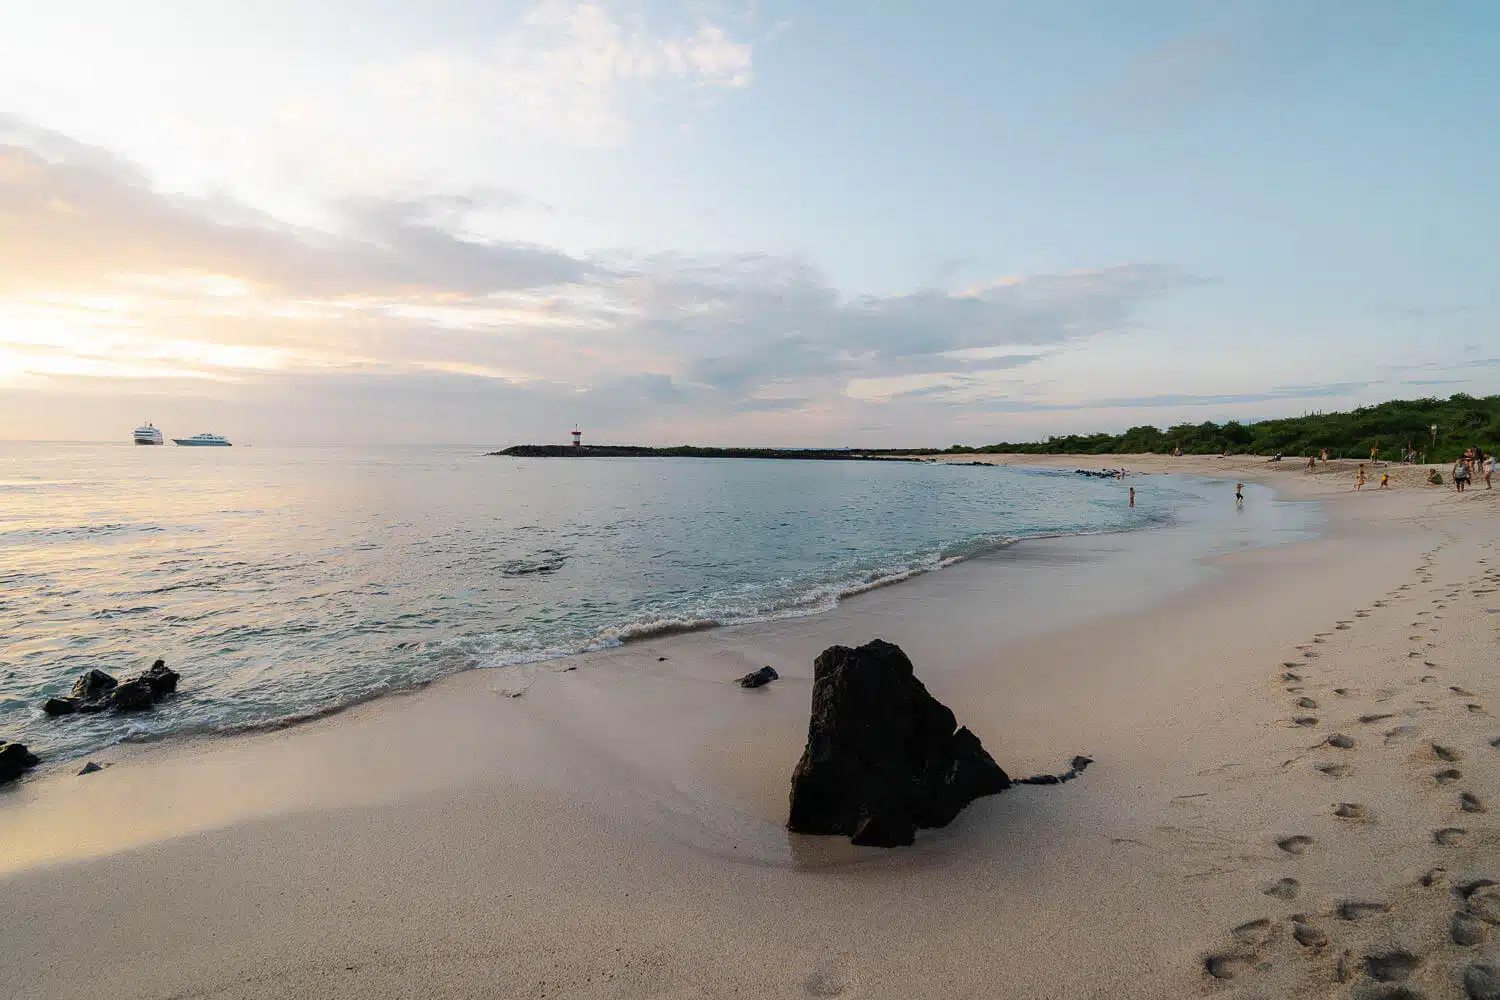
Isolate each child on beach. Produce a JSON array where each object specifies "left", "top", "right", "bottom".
[
  {"left": 1356, "top": 465, "right": 1366, "bottom": 491},
  {"left": 1235, "top": 483, "right": 1244, "bottom": 507},
  {"left": 1379, "top": 473, "right": 1389, "bottom": 489},
  {"left": 1454, "top": 458, "right": 1470, "bottom": 493},
  {"left": 1485, "top": 453, "right": 1495, "bottom": 489}
]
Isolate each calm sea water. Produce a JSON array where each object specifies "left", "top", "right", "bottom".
[{"left": 0, "top": 444, "right": 1316, "bottom": 762}]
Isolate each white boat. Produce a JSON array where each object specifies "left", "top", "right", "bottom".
[
  {"left": 172, "top": 432, "right": 232, "bottom": 447},
  {"left": 133, "top": 422, "right": 164, "bottom": 446}
]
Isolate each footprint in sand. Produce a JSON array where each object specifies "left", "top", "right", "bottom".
[
  {"left": 1465, "top": 962, "right": 1500, "bottom": 999},
  {"left": 1453, "top": 911, "right": 1489, "bottom": 946},
  {"left": 1317, "top": 762, "right": 1353, "bottom": 777},
  {"left": 1364, "top": 950, "right": 1422, "bottom": 983},
  {"left": 1461, "top": 792, "right": 1487, "bottom": 814},
  {"left": 1326, "top": 734, "right": 1357, "bottom": 749},
  {"left": 1465, "top": 884, "right": 1500, "bottom": 922},
  {"left": 1291, "top": 919, "right": 1329, "bottom": 949},
  {"left": 1360, "top": 713, "right": 1396, "bottom": 724},
  {"left": 1453, "top": 686, "right": 1478, "bottom": 697},
  {"left": 1303, "top": 650, "right": 1320, "bottom": 659},
  {"left": 1283, "top": 671, "right": 1303, "bottom": 682},
  {"left": 1470, "top": 704, "right": 1488, "bottom": 715},
  {"left": 1231, "top": 918, "right": 1276, "bottom": 948},
  {"left": 1277, "top": 835, "right": 1314, "bottom": 855},
  {"left": 804, "top": 958, "right": 859, "bottom": 998},
  {"left": 1434, "top": 827, "right": 1468, "bottom": 846},
  {"left": 1385, "top": 726, "right": 1421, "bottom": 745},
  {"left": 1338, "top": 900, "right": 1390, "bottom": 921},
  {"left": 1434, "top": 743, "right": 1463, "bottom": 762},
  {"left": 1293, "top": 716, "right": 1319, "bottom": 727},
  {"left": 1334, "top": 688, "right": 1353, "bottom": 696},
  {"left": 1334, "top": 803, "right": 1370, "bottom": 820},
  {"left": 1202, "top": 953, "right": 1253, "bottom": 981},
  {"left": 1297, "top": 697, "right": 1318, "bottom": 709},
  {"left": 1265, "top": 877, "right": 1301, "bottom": 900},
  {"left": 1337, "top": 624, "right": 1351, "bottom": 630}
]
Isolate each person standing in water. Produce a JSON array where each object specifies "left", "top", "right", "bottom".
[
  {"left": 1129, "top": 487, "right": 1135, "bottom": 508},
  {"left": 1235, "top": 483, "right": 1244, "bottom": 507}
]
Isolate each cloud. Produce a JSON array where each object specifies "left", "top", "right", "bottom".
[
  {"left": 0, "top": 115, "right": 596, "bottom": 300},
  {"left": 375, "top": 1, "right": 755, "bottom": 147},
  {"left": 1, "top": 115, "right": 1207, "bottom": 443}
]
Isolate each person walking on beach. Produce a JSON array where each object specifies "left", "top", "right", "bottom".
[
  {"left": 1356, "top": 465, "right": 1366, "bottom": 491},
  {"left": 1454, "top": 457, "right": 1470, "bottom": 493},
  {"left": 1484, "top": 452, "right": 1495, "bottom": 489}
]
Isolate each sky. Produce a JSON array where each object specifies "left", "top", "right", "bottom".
[{"left": 1, "top": 0, "right": 1496, "bottom": 446}]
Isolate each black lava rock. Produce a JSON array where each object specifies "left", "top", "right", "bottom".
[
  {"left": 71, "top": 668, "right": 118, "bottom": 703},
  {"left": 44, "top": 660, "right": 182, "bottom": 717},
  {"left": 0, "top": 741, "right": 40, "bottom": 783},
  {"left": 110, "top": 677, "right": 155, "bottom": 712},
  {"left": 737, "top": 666, "right": 779, "bottom": 688},
  {"left": 141, "top": 660, "right": 179, "bottom": 696},
  {"left": 787, "top": 639, "right": 1011, "bottom": 847}
]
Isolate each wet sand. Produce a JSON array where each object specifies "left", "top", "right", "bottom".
[{"left": 2, "top": 455, "right": 1497, "bottom": 999}]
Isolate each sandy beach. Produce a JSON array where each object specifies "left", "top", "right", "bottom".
[{"left": 3, "top": 454, "right": 1498, "bottom": 999}]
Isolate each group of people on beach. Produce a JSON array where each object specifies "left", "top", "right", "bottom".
[{"left": 1452, "top": 448, "right": 1494, "bottom": 493}]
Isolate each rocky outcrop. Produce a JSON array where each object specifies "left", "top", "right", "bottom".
[
  {"left": 737, "top": 666, "right": 778, "bottom": 688},
  {"left": 0, "top": 741, "right": 40, "bottom": 783},
  {"left": 42, "top": 660, "right": 181, "bottom": 716},
  {"left": 787, "top": 639, "right": 1011, "bottom": 847}
]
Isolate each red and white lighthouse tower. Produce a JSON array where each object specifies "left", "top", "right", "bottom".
[{"left": 571, "top": 427, "right": 582, "bottom": 450}]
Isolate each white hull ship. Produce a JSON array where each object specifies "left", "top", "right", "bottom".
[
  {"left": 133, "top": 423, "right": 164, "bottom": 446},
  {"left": 173, "top": 433, "right": 232, "bottom": 447}
]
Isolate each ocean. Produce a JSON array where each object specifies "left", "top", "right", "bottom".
[{"left": 0, "top": 443, "right": 1319, "bottom": 762}]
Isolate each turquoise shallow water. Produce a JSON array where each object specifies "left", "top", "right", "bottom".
[{"left": 0, "top": 444, "right": 1317, "bottom": 762}]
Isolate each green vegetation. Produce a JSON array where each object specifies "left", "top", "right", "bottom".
[{"left": 951, "top": 394, "right": 1500, "bottom": 463}]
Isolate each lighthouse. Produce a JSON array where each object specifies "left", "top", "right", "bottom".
[{"left": 571, "top": 427, "right": 582, "bottom": 450}]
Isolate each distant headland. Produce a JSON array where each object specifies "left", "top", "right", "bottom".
[{"left": 490, "top": 444, "right": 927, "bottom": 461}]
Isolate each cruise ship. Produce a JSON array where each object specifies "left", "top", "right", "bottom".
[
  {"left": 172, "top": 432, "right": 232, "bottom": 447},
  {"left": 133, "top": 422, "right": 164, "bottom": 446}
]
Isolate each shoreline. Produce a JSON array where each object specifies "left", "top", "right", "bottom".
[
  {"left": 10, "top": 462, "right": 1284, "bottom": 776},
  {"left": 2, "top": 455, "right": 1497, "bottom": 998}
]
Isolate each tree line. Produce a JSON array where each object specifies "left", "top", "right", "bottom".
[{"left": 945, "top": 394, "right": 1500, "bottom": 463}]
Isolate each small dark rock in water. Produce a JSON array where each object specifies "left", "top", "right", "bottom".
[
  {"left": 787, "top": 639, "right": 1010, "bottom": 847},
  {"left": 43, "top": 660, "right": 182, "bottom": 716},
  {"left": 110, "top": 677, "right": 155, "bottom": 712},
  {"left": 71, "top": 668, "right": 118, "bottom": 702},
  {"left": 737, "top": 666, "right": 779, "bottom": 689},
  {"left": 141, "top": 660, "right": 179, "bottom": 696},
  {"left": 0, "top": 741, "right": 40, "bottom": 783},
  {"left": 77, "top": 761, "right": 107, "bottom": 776}
]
